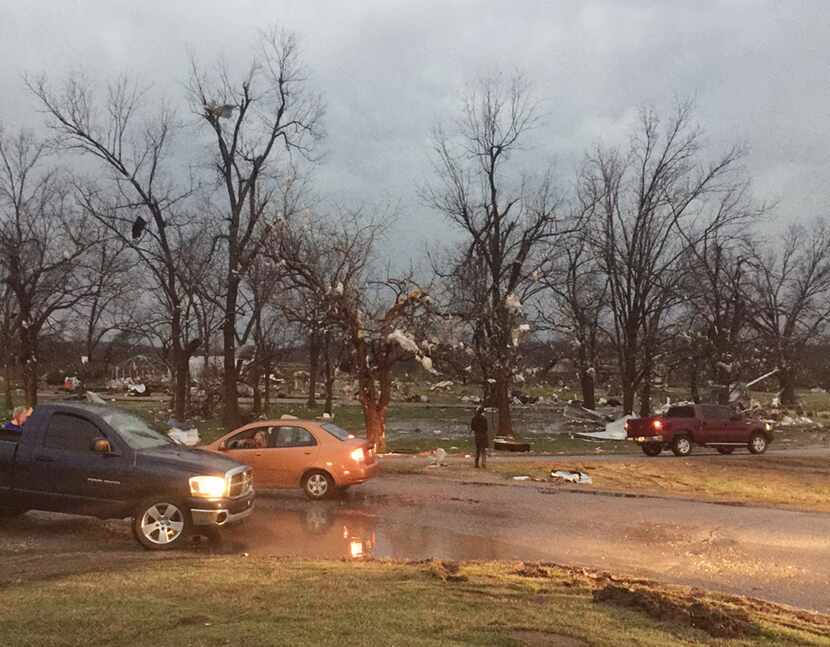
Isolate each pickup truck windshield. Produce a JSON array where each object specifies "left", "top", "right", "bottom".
[{"left": 101, "top": 411, "right": 173, "bottom": 450}]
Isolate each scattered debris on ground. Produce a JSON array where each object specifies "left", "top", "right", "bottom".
[
  {"left": 425, "top": 559, "right": 468, "bottom": 582},
  {"left": 550, "top": 470, "right": 592, "bottom": 484}
]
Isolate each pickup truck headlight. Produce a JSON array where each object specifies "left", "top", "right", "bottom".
[{"left": 189, "top": 475, "right": 227, "bottom": 498}]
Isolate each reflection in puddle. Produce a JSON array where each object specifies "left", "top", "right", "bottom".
[{"left": 215, "top": 497, "right": 550, "bottom": 562}]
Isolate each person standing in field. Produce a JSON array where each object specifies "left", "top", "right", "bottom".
[{"left": 471, "top": 407, "right": 488, "bottom": 468}]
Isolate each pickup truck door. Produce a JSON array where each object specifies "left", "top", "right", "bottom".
[
  {"left": 32, "top": 412, "right": 131, "bottom": 515},
  {"left": 699, "top": 405, "right": 730, "bottom": 443}
]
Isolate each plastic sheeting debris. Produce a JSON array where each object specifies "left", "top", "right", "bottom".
[
  {"left": 577, "top": 414, "right": 637, "bottom": 441},
  {"left": 550, "top": 470, "right": 592, "bottom": 484},
  {"left": 85, "top": 391, "right": 107, "bottom": 405},
  {"left": 168, "top": 427, "right": 201, "bottom": 446}
]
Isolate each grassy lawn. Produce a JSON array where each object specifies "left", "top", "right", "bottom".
[
  {"left": 471, "top": 456, "right": 830, "bottom": 512},
  {"left": 0, "top": 558, "right": 827, "bottom": 646}
]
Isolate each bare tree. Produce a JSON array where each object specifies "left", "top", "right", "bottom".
[
  {"left": 539, "top": 230, "right": 607, "bottom": 409},
  {"left": 188, "top": 27, "right": 324, "bottom": 430},
  {"left": 582, "top": 101, "right": 753, "bottom": 415},
  {"left": 29, "top": 74, "right": 198, "bottom": 419},
  {"left": 278, "top": 211, "right": 431, "bottom": 450},
  {"left": 744, "top": 219, "right": 830, "bottom": 406},
  {"left": 71, "top": 227, "right": 134, "bottom": 368},
  {"left": 0, "top": 129, "right": 93, "bottom": 404},
  {"left": 424, "top": 73, "right": 568, "bottom": 436}
]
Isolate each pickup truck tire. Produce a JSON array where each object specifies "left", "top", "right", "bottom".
[
  {"left": 716, "top": 447, "right": 735, "bottom": 455},
  {"left": 132, "top": 499, "right": 192, "bottom": 550},
  {"left": 641, "top": 443, "right": 663, "bottom": 456},
  {"left": 671, "top": 435, "right": 692, "bottom": 457},
  {"left": 303, "top": 470, "right": 334, "bottom": 500},
  {"left": 748, "top": 432, "right": 769, "bottom": 455}
]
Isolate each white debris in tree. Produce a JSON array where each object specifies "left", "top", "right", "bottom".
[
  {"left": 487, "top": 378, "right": 496, "bottom": 384},
  {"left": 505, "top": 293, "right": 522, "bottom": 313},
  {"left": 418, "top": 355, "right": 438, "bottom": 375},
  {"left": 334, "top": 282, "right": 344, "bottom": 295},
  {"left": 716, "top": 361, "right": 733, "bottom": 374},
  {"left": 464, "top": 365, "right": 472, "bottom": 372},
  {"left": 586, "top": 367, "right": 596, "bottom": 377},
  {"left": 387, "top": 329, "right": 420, "bottom": 355},
  {"left": 514, "top": 374, "right": 525, "bottom": 383},
  {"left": 531, "top": 270, "right": 541, "bottom": 282}
]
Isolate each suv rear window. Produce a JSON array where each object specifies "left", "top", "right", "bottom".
[{"left": 666, "top": 406, "right": 695, "bottom": 418}]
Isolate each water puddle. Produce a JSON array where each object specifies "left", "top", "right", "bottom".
[{"left": 211, "top": 497, "right": 550, "bottom": 562}]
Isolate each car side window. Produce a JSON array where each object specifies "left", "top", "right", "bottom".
[
  {"left": 271, "top": 426, "right": 317, "bottom": 448},
  {"left": 44, "top": 413, "right": 103, "bottom": 452},
  {"left": 226, "top": 428, "right": 269, "bottom": 450}
]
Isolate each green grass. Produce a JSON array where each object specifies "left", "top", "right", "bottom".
[{"left": 0, "top": 558, "right": 826, "bottom": 646}]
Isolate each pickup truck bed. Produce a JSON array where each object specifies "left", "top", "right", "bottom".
[{"left": 625, "top": 404, "right": 773, "bottom": 457}]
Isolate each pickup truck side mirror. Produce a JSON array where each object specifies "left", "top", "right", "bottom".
[{"left": 92, "top": 438, "right": 112, "bottom": 454}]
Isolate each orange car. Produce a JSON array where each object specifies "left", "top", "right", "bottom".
[{"left": 205, "top": 420, "right": 378, "bottom": 499}]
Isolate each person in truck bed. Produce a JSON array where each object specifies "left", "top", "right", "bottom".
[{"left": 2, "top": 406, "right": 31, "bottom": 434}]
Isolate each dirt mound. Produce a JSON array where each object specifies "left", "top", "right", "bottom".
[
  {"left": 512, "top": 562, "right": 550, "bottom": 578},
  {"left": 593, "top": 583, "right": 760, "bottom": 639},
  {"left": 426, "top": 559, "right": 468, "bottom": 582}
]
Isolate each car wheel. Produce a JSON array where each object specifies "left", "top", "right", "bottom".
[
  {"left": 716, "top": 447, "right": 735, "bottom": 455},
  {"left": 748, "top": 432, "right": 768, "bottom": 455},
  {"left": 303, "top": 471, "right": 334, "bottom": 500},
  {"left": 132, "top": 500, "right": 191, "bottom": 550},
  {"left": 671, "top": 435, "right": 692, "bottom": 457},
  {"left": 641, "top": 443, "right": 662, "bottom": 457}
]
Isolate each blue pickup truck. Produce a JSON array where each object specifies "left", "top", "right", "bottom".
[{"left": 0, "top": 403, "right": 254, "bottom": 550}]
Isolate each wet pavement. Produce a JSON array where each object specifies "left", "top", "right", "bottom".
[
  {"left": 221, "top": 475, "right": 830, "bottom": 613},
  {"left": 1, "top": 470, "right": 828, "bottom": 613}
]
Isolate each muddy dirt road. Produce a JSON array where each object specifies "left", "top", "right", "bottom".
[{"left": 1, "top": 470, "right": 828, "bottom": 613}]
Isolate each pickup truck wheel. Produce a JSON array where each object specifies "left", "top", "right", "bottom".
[
  {"left": 132, "top": 500, "right": 191, "bottom": 550},
  {"left": 716, "top": 447, "right": 735, "bottom": 455},
  {"left": 641, "top": 443, "right": 663, "bottom": 457},
  {"left": 671, "top": 435, "right": 692, "bottom": 457},
  {"left": 303, "top": 471, "right": 334, "bottom": 500},
  {"left": 748, "top": 432, "right": 768, "bottom": 455}
]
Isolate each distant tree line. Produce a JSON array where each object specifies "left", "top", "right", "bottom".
[{"left": 2, "top": 26, "right": 829, "bottom": 451}]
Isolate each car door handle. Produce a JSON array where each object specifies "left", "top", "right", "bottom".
[
  {"left": 304, "top": 451, "right": 312, "bottom": 455},
  {"left": 35, "top": 455, "right": 54, "bottom": 463}
]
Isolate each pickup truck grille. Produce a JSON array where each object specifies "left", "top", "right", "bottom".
[{"left": 228, "top": 468, "right": 253, "bottom": 498}]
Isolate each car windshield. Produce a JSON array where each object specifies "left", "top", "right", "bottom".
[
  {"left": 320, "top": 422, "right": 353, "bottom": 441},
  {"left": 102, "top": 411, "right": 172, "bottom": 450}
]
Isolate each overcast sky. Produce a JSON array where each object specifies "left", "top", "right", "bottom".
[{"left": 1, "top": 0, "right": 829, "bottom": 259}]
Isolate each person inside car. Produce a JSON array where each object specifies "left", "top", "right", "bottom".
[{"left": 2, "top": 406, "right": 32, "bottom": 434}]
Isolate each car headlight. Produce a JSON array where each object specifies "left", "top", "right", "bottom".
[
  {"left": 189, "top": 475, "right": 227, "bottom": 498},
  {"left": 350, "top": 448, "right": 365, "bottom": 462}
]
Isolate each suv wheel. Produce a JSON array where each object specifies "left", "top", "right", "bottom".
[
  {"left": 716, "top": 447, "right": 735, "bottom": 455},
  {"left": 748, "top": 432, "right": 768, "bottom": 455},
  {"left": 641, "top": 443, "right": 662, "bottom": 457},
  {"left": 132, "top": 500, "right": 191, "bottom": 550},
  {"left": 671, "top": 435, "right": 692, "bottom": 457},
  {"left": 303, "top": 471, "right": 334, "bottom": 500}
]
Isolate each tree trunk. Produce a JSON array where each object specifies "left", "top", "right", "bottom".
[
  {"left": 251, "top": 360, "right": 262, "bottom": 416},
  {"left": 580, "top": 370, "right": 596, "bottom": 410},
  {"left": 263, "top": 360, "right": 272, "bottom": 413},
  {"left": 689, "top": 356, "right": 701, "bottom": 403},
  {"left": 778, "top": 368, "right": 797, "bottom": 407},
  {"left": 19, "top": 331, "right": 37, "bottom": 407},
  {"left": 638, "top": 354, "right": 653, "bottom": 417},
  {"left": 222, "top": 317, "right": 241, "bottom": 429},
  {"left": 494, "top": 378, "right": 515, "bottom": 437},
  {"left": 363, "top": 400, "right": 386, "bottom": 452},
  {"left": 307, "top": 331, "right": 320, "bottom": 407}
]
